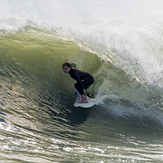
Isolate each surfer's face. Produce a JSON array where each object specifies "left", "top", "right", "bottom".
[{"left": 63, "top": 66, "right": 71, "bottom": 73}]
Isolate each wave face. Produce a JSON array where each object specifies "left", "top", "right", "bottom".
[{"left": 1, "top": 0, "right": 163, "bottom": 162}]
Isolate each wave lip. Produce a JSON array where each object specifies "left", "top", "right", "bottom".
[{"left": 0, "top": 18, "right": 45, "bottom": 34}]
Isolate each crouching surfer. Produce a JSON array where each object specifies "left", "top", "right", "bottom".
[{"left": 62, "top": 62, "right": 94, "bottom": 103}]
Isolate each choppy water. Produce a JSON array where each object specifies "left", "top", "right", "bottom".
[{"left": 0, "top": 0, "right": 163, "bottom": 162}]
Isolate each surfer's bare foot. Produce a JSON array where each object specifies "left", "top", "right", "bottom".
[
  {"left": 78, "top": 100, "right": 88, "bottom": 103},
  {"left": 78, "top": 94, "right": 88, "bottom": 103}
]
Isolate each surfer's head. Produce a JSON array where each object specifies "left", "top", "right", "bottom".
[{"left": 62, "top": 62, "right": 71, "bottom": 73}]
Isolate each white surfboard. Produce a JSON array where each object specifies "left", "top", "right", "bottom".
[
  {"left": 74, "top": 98, "right": 95, "bottom": 108},
  {"left": 74, "top": 90, "right": 96, "bottom": 108}
]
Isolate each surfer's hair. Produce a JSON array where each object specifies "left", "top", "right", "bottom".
[
  {"left": 62, "top": 62, "right": 71, "bottom": 68},
  {"left": 62, "top": 62, "right": 77, "bottom": 68}
]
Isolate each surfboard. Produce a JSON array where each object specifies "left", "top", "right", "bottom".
[
  {"left": 74, "top": 98, "right": 95, "bottom": 108},
  {"left": 74, "top": 90, "right": 95, "bottom": 108}
]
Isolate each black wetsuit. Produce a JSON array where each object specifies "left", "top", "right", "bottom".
[{"left": 69, "top": 68, "right": 94, "bottom": 95}]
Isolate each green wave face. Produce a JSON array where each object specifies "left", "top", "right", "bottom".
[
  {"left": 0, "top": 29, "right": 103, "bottom": 106},
  {"left": 0, "top": 29, "right": 147, "bottom": 102}
]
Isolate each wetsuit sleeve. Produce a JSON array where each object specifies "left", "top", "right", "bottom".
[{"left": 73, "top": 74, "right": 84, "bottom": 94}]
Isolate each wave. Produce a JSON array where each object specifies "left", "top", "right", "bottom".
[
  {"left": 0, "top": 26, "right": 163, "bottom": 127},
  {"left": 1, "top": 15, "right": 163, "bottom": 90},
  {"left": 0, "top": 0, "right": 163, "bottom": 127},
  {"left": 1, "top": 1, "right": 163, "bottom": 162}
]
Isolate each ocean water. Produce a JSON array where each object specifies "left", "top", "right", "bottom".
[{"left": 0, "top": 0, "right": 163, "bottom": 162}]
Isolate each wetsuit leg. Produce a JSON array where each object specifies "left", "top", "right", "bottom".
[
  {"left": 82, "top": 76, "right": 94, "bottom": 90},
  {"left": 74, "top": 83, "right": 83, "bottom": 95},
  {"left": 74, "top": 76, "right": 94, "bottom": 95}
]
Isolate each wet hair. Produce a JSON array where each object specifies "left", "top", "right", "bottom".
[
  {"left": 62, "top": 62, "right": 71, "bottom": 68},
  {"left": 62, "top": 62, "right": 77, "bottom": 68},
  {"left": 70, "top": 63, "right": 77, "bottom": 68}
]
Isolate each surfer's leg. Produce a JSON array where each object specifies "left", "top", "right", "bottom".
[
  {"left": 74, "top": 76, "right": 94, "bottom": 103},
  {"left": 74, "top": 76, "right": 94, "bottom": 94},
  {"left": 74, "top": 83, "right": 83, "bottom": 95},
  {"left": 74, "top": 83, "right": 88, "bottom": 103},
  {"left": 83, "top": 76, "right": 94, "bottom": 90}
]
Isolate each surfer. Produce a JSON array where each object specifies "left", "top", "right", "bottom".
[{"left": 62, "top": 62, "right": 94, "bottom": 103}]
